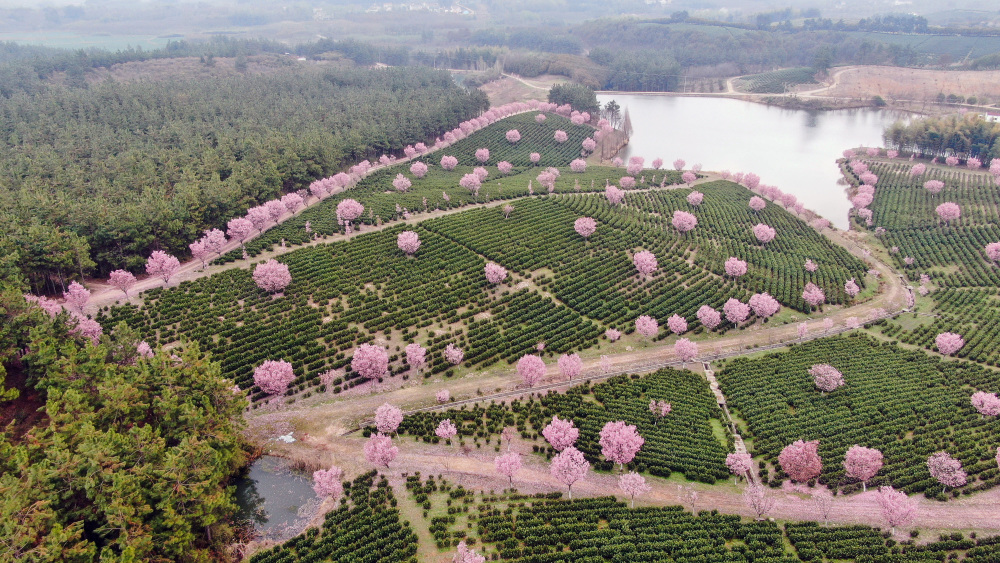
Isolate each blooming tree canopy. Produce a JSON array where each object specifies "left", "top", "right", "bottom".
[
  {"left": 726, "top": 452, "right": 753, "bottom": 478},
  {"left": 924, "top": 180, "right": 944, "bottom": 194},
  {"left": 146, "top": 251, "right": 180, "bottom": 283},
  {"left": 633, "top": 250, "right": 658, "bottom": 276},
  {"left": 441, "top": 155, "right": 458, "bottom": 170},
  {"left": 253, "top": 259, "right": 292, "bottom": 293},
  {"left": 599, "top": 420, "right": 644, "bottom": 470},
  {"left": 672, "top": 210, "right": 698, "bottom": 233},
  {"left": 686, "top": 190, "right": 703, "bottom": 205},
  {"left": 352, "top": 343, "right": 389, "bottom": 381},
  {"left": 674, "top": 338, "right": 698, "bottom": 365},
  {"left": 749, "top": 293, "right": 780, "bottom": 319},
  {"left": 397, "top": 231, "right": 421, "bottom": 255},
  {"left": 935, "top": 332, "right": 965, "bottom": 355},
  {"left": 845, "top": 278, "right": 861, "bottom": 298},
  {"left": 910, "top": 163, "right": 927, "bottom": 176},
  {"left": 971, "top": 391, "right": 1000, "bottom": 417},
  {"left": 495, "top": 452, "right": 522, "bottom": 485},
  {"left": 985, "top": 242, "right": 1000, "bottom": 263},
  {"left": 554, "top": 130, "right": 568, "bottom": 143},
  {"left": 436, "top": 389, "right": 450, "bottom": 403},
  {"left": 405, "top": 343, "right": 426, "bottom": 371},
  {"left": 542, "top": 416, "right": 579, "bottom": 451},
  {"left": 618, "top": 472, "right": 651, "bottom": 508},
  {"left": 227, "top": 217, "right": 254, "bottom": 244},
  {"left": 392, "top": 174, "right": 412, "bottom": 192},
  {"left": 875, "top": 486, "right": 917, "bottom": 532},
  {"left": 364, "top": 433, "right": 398, "bottom": 468},
  {"left": 517, "top": 354, "right": 546, "bottom": 387},
  {"left": 254, "top": 360, "right": 295, "bottom": 395},
  {"left": 697, "top": 305, "right": 722, "bottom": 329},
  {"left": 802, "top": 283, "right": 826, "bottom": 307},
  {"left": 484, "top": 262, "right": 508, "bottom": 285},
  {"left": 375, "top": 403, "right": 404, "bottom": 435},
  {"left": 936, "top": 202, "right": 961, "bottom": 222},
  {"left": 749, "top": 196, "right": 766, "bottom": 212},
  {"left": 843, "top": 445, "right": 883, "bottom": 491},
  {"left": 530, "top": 152, "right": 541, "bottom": 164},
  {"left": 804, "top": 259, "right": 818, "bottom": 272},
  {"left": 570, "top": 159, "right": 587, "bottom": 173},
  {"left": 635, "top": 315, "right": 659, "bottom": 339},
  {"left": 444, "top": 343, "right": 464, "bottom": 365},
  {"left": 108, "top": 269, "right": 136, "bottom": 297},
  {"left": 778, "top": 439, "right": 823, "bottom": 483},
  {"left": 550, "top": 447, "right": 589, "bottom": 499},
  {"left": 64, "top": 281, "right": 90, "bottom": 313},
  {"left": 498, "top": 161, "right": 514, "bottom": 175},
  {"left": 506, "top": 129, "right": 521, "bottom": 143},
  {"left": 927, "top": 451, "right": 967, "bottom": 489},
  {"left": 558, "top": 353, "right": 582, "bottom": 381},
  {"left": 435, "top": 418, "right": 458, "bottom": 441},
  {"left": 574, "top": 217, "right": 597, "bottom": 239},
  {"left": 673, "top": 158, "right": 685, "bottom": 171},
  {"left": 725, "top": 257, "right": 748, "bottom": 277},
  {"left": 336, "top": 199, "right": 365, "bottom": 225},
  {"left": 312, "top": 466, "right": 344, "bottom": 499},
  {"left": 667, "top": 314, "right": 688, "bottom": 335},
  {"left": 810, "top": 364, "right": 845, "bottom": 392},
  {"left": 744, "top": 482, "right": 776, "bottom": 520},
  {"left": 753, "top": 223, "right": 777, "bottom": 244},
  {"left": 723, "top": 298, "right": 751, "bottom": 325},
  {"left": 282, "top": 192, "right": 304, "bottom": 214},
  {"left": 475, "top": 148, "right": 490, "bottom": 163}
]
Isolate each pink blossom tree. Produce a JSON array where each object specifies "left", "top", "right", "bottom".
[
  {"left": 844, "top": 278, "right": 861, "bottom": 298},
  {"left": 550, "top": 447, "right": 589, "bottom": 499},
  {"left": 108, "top": 269, "right": 136, "bottom": 298},
  {"left": 498, "top": 161, "right": 514, "bottom": 175},
  {"left": 985, "top": 242, "right": 1000, "bottom": 264},
  {"left": 674, "top": 338, "right": 698, "bottom": 367},
  {"left": 312, "top": 466, "right": 344, "bottom": 500},
  {"left": 599, "top": 420, "right": 644, "bottom": 472},
  {"left": 506, "top": 129, "right": 521, "bottom": 143},
  {"left": 64, "top": 281, "right": 90, "bottom": 313},
  {"left": 967, "top": 157, "right": 982, "bottom": 169},
  {"left": 517, "top": 354, "right": 546, "bottom": 388},
  {"left": 495, "top": 452, "right": 522, "bottom": 485},
  {"left": 810, "top": 364, "right": 845, "bottom": 393},
  {"left": 673, "top": 158, "right": 685, "bottom": 171},
  {"left": 574, "top": 217, "right": 597, "bottom": 239},
  {"left": 397, "top": 231, "right": 421, "bottom": 255},
  {"left": 253, "top": 259, "right": 292, "bottom": 294},
  {"left": 246, "top": 206, "right": 270, "bottom": 234},
  {"left": 935, "top": 202, "right": 961, "bottom": 223},
  {"left": 697, "top": 305, "right": 722, "bottom": 330},
  {"left": 748, "top": 196, "right": 766, "bottom": 212},
  {"left": 336, "top": 199, "right": 365, "bottom": 231},
  {"left": 843, "top": 445, "right": 883, "bottom": 491},
  {"left": 475, "top": 148, "right": 490, "bottom": 163},
  {"left": 502, "top": 204, "right": 514, "bottom": 219},
  {"left": 726, "top": 452, "right": 753, "bottom": 482},
  {"left": 202, "top": 228, "right": 227, "bottom": 256},
  {"left": 627, "top": 159, "right": 643, "bottom": 176},
  {"left": 558, "top": 353, "right": 582, "bottom": 381},
  {"left": 682, "top": 171, "right": 697, "bottom": 186},
  {"left": 875, "top": 486, "right": 917, "bottom": 534},
  {"left": 542, "top": 416, "right": 579, "bottom": 452},
  {"left": 375, "top": 403, "right": 404, "bottom": 436},
  {"left": 582, "top": 138, "right": 597, "bottom": 152},
  {"left": 619, "top": 176, "right": 636, "bottom": 189},
  {"left": 352, "top": 343, "right": 389, "bottom": 381},
  {"left": 459, "top": 173, "right": 481, "bottom": 197},
  {"left": 282, "top": 192, "right": 304, "bottom": 215},
  {"left": 570, "top": 159, "right": 587, "bottom": 173},
  {"left": 633, "top": 250, "right": 658, "bottom": 276},
  {"left": 802, "top": 283, "right": 826, "bottom": 308},
  {"left": 605, "top": 185, "right": 625, "bottom": 206},
  {"left": 803, "top": 259, "right": 818, "bottom": 272},
  {"left": 649, "top": 399, "right": 671, "bottom": 423},
  {"left": 441, "top": 155, "right": 458, "bottom": 170},
  {"left": 945, "top": 155, "right": 959, "bottom": 166},
  {"left": 927, "top": 451, "right": 967, "bottom": 490},
  {"left": 554, "top": 130, "right": 568, "bottom": 143},
  {"left": 686, "top": 190, "right": 703, "bottom": 205},
  {"left": 748, "top": 293, "right": 780, "bottom": 320},
  {"left": 635, "top": 315, "right": 659, "bottom": 339},
  {"left": 725, "top": 257, "right": 748, "bottom": 278},
  {"left": 405, "top": 343, "right": 426, "bottom": 372},
  {"left": 392, "top": 174, "right": 412, "bottom": 192},
  {"left": 935, "top": 332, "right": 965, "bottom": 355},
  {"left": 227, "top": 217, "right": 254, "bottom": 246},
  {"left": 364, "top": 433, "right": 399, "bottom": 469},
  {"left": 474, "top": 166, "right": 490, "bottom": 182},
  {"left": 723, "top": 298, "right": 751, "bottom": 325},
  {"left": 924, "top": 180, "right": 944, "bottom": 194},
  {"left": 436, "top": 389, "right": 450, "bottom": 403},
  {"left": 744, "top": 482, "right": 776, "bottom": 520},
  {"left": 605, "top": 328, "right": 622, "bottom": 342},
  {"left": 909, "top": 163, "right": 927, "bottom": 176},
  {"left": 137, "top": 341, "right": 154, "bottom": 359},
  {"left": 146, "top": 250, "right": 180, "bottom": 283},
  {"left": 444, "top": 343, "right": 464, "bottom": 365},
  {"left": 619, "top": 472, "right": 651, "bottom": 508},
  {"left": 530, "top": 152, "right": 541, "bottom": 164},
  {"left": 254, "top": 360, "right": 296, "bottom": 395},
  {"left": 535, "top": 113, "right": 547, "bottom": 123},
  {"left": 667, "top": 314, "right": 688, "bottom": 335},
  {"left": 752, "top": 223, "right": 776, "bottom": 244},
  {"left": 672, "top": 210, "right": 698, "bottom": 234},
  {"left": 971, "top": 391, "right": 1000, "bottom": 417},
  {"left": 436, "top": 418, "right": 458, "bottom": 443},
  {"left": 189, "top": 240, "right": 210, "bottom": 269},
  {"left": 778, "top": 439, "right": 822, "bottom": 484},
  {"left": 484, "top": 262, "right": 508, "bottom": 285}
]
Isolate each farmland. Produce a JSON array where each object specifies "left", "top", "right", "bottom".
[{"left": 734, "top": 68, "right": 818, "bottom": 94}]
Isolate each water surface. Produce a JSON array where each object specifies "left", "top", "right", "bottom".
[
  {"left": 598, "top": 95, "right": 906, "bottom": 229},
  {"left": 234, "top": 455, "right": 318, "bottom": 536}
]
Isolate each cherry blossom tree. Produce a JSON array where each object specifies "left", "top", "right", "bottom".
[
  {"left": 543, "top": 416, "right": 579, "bottom": 451},
  {"left": 582, "top": 138, "right": 597, "bottom": 153},
  {"left": 64, "top": 281, "right": 90, "bottom": 313},
  {"left": 967, "top": 157, "right": 982, "bottom": 169},
  {"left": 484, "top": 262, "right": 508, "bottom": 285},
  {"left": 935, "top": 332, "right": 964, "bottom": 355},
  {"left": 635, "top": 315, "right": 659, "bottom": 339},
  {"left": 744, "top": 482, "right": 775, "bottom": 520},
  {"left": 535, "top": 113, "right": 547, "bottom": 123},
  {"left": 202, "top": 228, "right": 227, "bottom": 256},
  {"left": 227, "top": 217, "right": 254, "bottom": 246},
  {"left": 517, "top": 354, "right": 546, "bottom": 388},
  {"left": 392, "top": 173, "right": 412, "bottom": 192},
  {"left": 246, "top": 205, "right": 270, "bottom": 234},
  {"left": 364, "top": 433, "right": 399, "bottom": 469},
  {"left": 336, "top": 199, "right": 365, "bottom": 231},
  {"left": 626, "top": 158, "right": 643, "bottom": 176},
  {"left": 619, "top": 472, "right": 651, "bottom": 508},
  {"left": 474, "top": 166, "right": 490, "bottom": 181},
  {"left": 985, "top": 242, "right": 1000, "bottom": 264},
  {"left": 748, "top": 196, "right": 766, "bottom": 212},
  {"left": 313, "top": 466, "right": 344, "bottom": 501},
  {"left": 971, "top": 391, "right": 1000, "bottom": 417},
  {"left": 812, "top": 487, "right": 833, "bottom": 526},
  {"left": 281, "top": 192, "right": 304, "bottom": 215},
  {"left": 927, "top": 451, "right": 966, "bottom": 490},
  {"left": 844, "top": 445, "right": 883, "bottom": 491},
  {"left": 909, "top": 163, "right": 927, "bottom": 176},
  {"left": 672, "top": 210, "right": 698, "bottom": 234},
  {"left": 633, "top": 250, "right": 658, "bottom": 276},
  {"left": 723, "top": 298, "right": 750, "bottom": 325},
  {"left": 599, "top": 420, "right": 644, "bottom": 472},
  {"left": 726, "top": 452, "right": 753, "bottom": 482},
  {"left": 649, "top": 400, "right": 671, "bottom": 423},
  {"left": 697, "top": 305, "right": 722, "bottom": 329},
  {"left": 672, "top": 158, "right": 685, "bottom": 171},
  {"left": 253, "top": 259, "right": 292, "bottom": 294},
  {"left": 574, "top": 217, "right": 597, "bottom": 239},
  {"left": 136, "top": 341, "right": 154, "bottom": 359},
  {"left": 554, "top": 130, "right": 568, "bottom": 143},
  {"left": 924, "top": 180, "right": 944, "bottom": 194},
  {"left": 619, "top": 176, "right": 636, "bottom": 189},
  {"left": 551, "top": 447, "right": 589, "bottom": 498},
  {"left": 498, "top": 161, "right": 514, "bottom": 175},
  {"left": 725, "top": 257, "right": 748, "bottom": 278},
  {"left": 506, "top": 129, "right": 521, "bottom": 143},
  {"left": 146, "top": 250, "right": 180, "bottom": 283},
  {"left": 802, "top": 283, "right": 826, "bottom": 308},
  {"left": 810, "top": 364, "right": 845, "bottom": 392},
  {"left": 495, "top": 452, "right": 522, "bottom": 485},
  {"left": 945, "top": 155, "right": 959, "bottom": 167},
  {"left": 444, "top": 343, "right": 464, "bottom": 365},
  {"left": 375, "top": 403, "right": 404, "bottom": 436},
  {"left": 778, "top": 439, "right": 822, "bottom": 484},
  {"left": 605, "top": 328, "right": 622, "bottom": 342},
  {"left": 405, "top": 343, "right": 426, "bottom": 372},
  {"left": 558, "top": 353, "right": 582, "bottom": 381},
  {"left": 681, "top": 171, "right": 697, "bottom": 186},
  {"left": 107, "top": 269, "right": 137, "bottom": 298},
  {"left": 935, "top": 202, "right": 961, "bottom": 223},
  {"left": 436, "top": 389, "right": 450, "bottom": 404},
  {"left": 686, "top": 190, "right": 703, "bottom": 205},
  {"left": 352, "top": 343, "right": 389, "bottom": 381},
  {"left": 436, "top": 418, "right": 458, "bottom": 443},
  {"left": 441, "top": 155, "right": 458, "bottom": 170},
  {"left": 605, "top": 185, "right": 625, "bottom": 206},
  {"left": 189, "top": 240, "right": 210, "bottom": 269},
  {"left": 265, "top": 199, "right": 286, "bottom": 224},
  {"left": 753, "top": 223, "right": 776, "bottom": 244},
  {"left": 397, "top": 231, "right": 421, "bottom": 255},
  {"left": 798, "top": 322, "right": 808, "bottom": 338},
  {"left": 475, "top": 148, "right": 490, "bottom": 163},
  {"left": 667, "top": 314, "right": 688, "bottom": 335},
  {"left": 674, "top": 338, "right": 698, "bottom": 367},
  {"left": 844, "top": 278, "right": 861, "bottom": 298},
  {"left": 502, "top": 204, "right": 515, "bottom": 219},
  {"left": 459, "top": 173, "right": 481, "bottom": 197},
  {"left": 254, "top": 360, "right": 295, "bottom": 395},
  {"left": 875, "top": 486, "right": 917, "bottom": 534},
  {"left": 570, "top": 159, "right": 587, "bottom": 173},
  {"left": 749, "top": 293, "right": 780, "bottom": 320},
  {"left": 530, "top": 152, "right": 541, "bottom": 164}
]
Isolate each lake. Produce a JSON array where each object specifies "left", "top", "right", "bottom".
[
  {"left": 234, "top": 455, "right": 319, "bottom": 537},
  {"left": 597, "top": 94, "right": 907, "bottom": 229}
]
